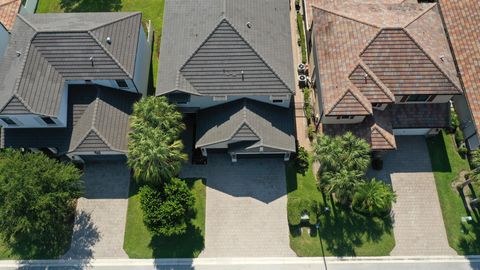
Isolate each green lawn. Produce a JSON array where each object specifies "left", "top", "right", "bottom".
[
  {"left": 287, "top": 158, "right": 395, "bottom": 257},
  {"left": 426, "top": 131, "right": 480, "bottom": 254},
  {"left": 36, "top": 0, "right": 165, "bottom": 93},
  {"left": 123, "top": 178, "right": 206, "bottom": 258}
]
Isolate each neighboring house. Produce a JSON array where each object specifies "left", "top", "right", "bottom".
[
  {"left": 438, "top": 0, "right": 480, "bottom": 150},
  {"left": 0, "top": 0, "right": 21, "bottom": 57},
  {"left": 156, "top": 0, "right": 296, "bottom": 162},
  {"left": 306, "top": 0, "right": 462, "bottom": 152},
  {"left": 0, "top": 12, "right": 152, "bottom": 160}
]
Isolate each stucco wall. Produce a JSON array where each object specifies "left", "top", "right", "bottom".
[
  {"left": 394, "top": 95, "right": 453, "bottom": 104},
  {"left": 322, "top": 115, "right": 365, "bottom": 124},
  {"left": 133, "top": 24, "right": 152, "bottom": 96}
]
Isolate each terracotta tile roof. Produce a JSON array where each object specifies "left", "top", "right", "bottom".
[
  {"left": 439, "top": 0, "right": 480, "bottom": 134},
  {"left": 323, "top": 109, "right": 396, "bottom": 151},
  {"left": 311, "top": 0, "right": 461, "bottom": 116},
  {"left": 0, "top": 0, "right": 20, "bottom": 31}
]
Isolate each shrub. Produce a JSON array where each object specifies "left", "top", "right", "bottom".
[
  {"left": 139, "top": 178, "right": 195, "bottom": 237},
  {"left": 449, "top": 109, "right": 459, "bottom": 134},
  {"left": 308, "top": 124, "right": 316, "bottom": 141},
  {"left": 303, "top": 88, "right": 313, "bottom": 124},
  {"left": 296, "top": 13, "right": 307, "bottom": 64},
  {"left": 458, "top": 144, "right": 468, "bottom": 158},
  {"left": 352, "top": 178, "right": 396, "bottom": 217},
  {"left": 0, "top": 149, "right": 83, "bottom": 258},
  {"left": 455, "top": 128, "right": 464, "bottom": 147},
  {"left": 295, "top": 146, "right": 309, "bottom": 174}
]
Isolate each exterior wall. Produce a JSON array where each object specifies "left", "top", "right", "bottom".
[
  {"left": 0, "top": 114, "right": 63, "bottom": 128},
  {"left": 373, "top": 103, "right": 388, "bottom": 111},
  {"left": 19, "top": 0, "right": 38, "bottom": 14},
  {"left": 322, "top": 115, "right": 366, "bottom": 124},
  {"left": 0, "top": 27, "right": 9, "bottom": 58},
  {"left": 176, "top": 94, "right": 291, "bottom": 110},
  {"left": 133, "top": 24, "right": 152, "bottom": 97},
  {"left": 453, "top": 95, "right": 479, "bottom": 150},
  {"left": 57, "top": 84, "right": 69, "bottom": 126},
  {"left": 393, "top": 128, "right": 441, "bottom": 136},
  {"left": 394, "top": 95, "right": 453, "bottom": 104}
]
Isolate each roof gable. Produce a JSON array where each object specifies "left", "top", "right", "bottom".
[
  {"left": 179, "top": 19, "right": 292, "bottom": 96},
  {"left": 327, "top": 89, "right": 372, "bottom": 116},
  {"left": 0, "top": 96, "right": 30, "bottom": 114},
  {"left": 371, "top": 125, "right": 396, "bottom": 150},
  {"left": 73, "top": 130, "right": 112, "bottom": 152},
  {"left": 361, "top": 28, "right": 460, "bottom": 95},
  {"left": 349, "top": 64, "right": 394, "bottom": 103},
  {"left": 231, "top": 123, "right": 259, "bottom": 141}
]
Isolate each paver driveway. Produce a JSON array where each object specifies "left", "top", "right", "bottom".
[
  {"left": 181, "top": 154, "right": 295, "bottom": 257},
  {"left": 64, "top": 159, "right": 130, "bottom": 259},
  {"left": 368, "top": 136, "right": 455, "bottom": 256}
]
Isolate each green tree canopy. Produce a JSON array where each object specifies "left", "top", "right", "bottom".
[
  {"left": 139, "top": 178, "right": 195, "bottom": 237},
  {"left": 352, "top": 178, "right": 396, "bottom": 216},
  {"left": 313, "top": 132, "right": 371, "bottom": 174},
  {"left": 0, "top": 149, "right": 83, "bottom": 258},
  {"left": 128, "top": 96, "right": 187, "bottom": 184}
]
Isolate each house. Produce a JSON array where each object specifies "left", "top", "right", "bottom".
[
  {"left": 156, "top": 0, "right": 296, "bottom": 162},
  {"left": 0, "top": 12, "right": 152, "bottom": 161},
  {"left": 438, "top": 0, "right": 480, "bottom": 150},
  {"left": 0, "top": 0, "right": 21, "bottom": 57},
  {"left": 306, "top": 0, "right": 462, "bottom": 151}
]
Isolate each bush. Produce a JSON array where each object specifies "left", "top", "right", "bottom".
[
  {"left": 296, "top": 13, "right": 307, "bottom": 64},
  {"left": 308, "top": 124, "right": 316, "bottom": 141},
  {"left": 139, "top": 178, "right": 195, "bottom": 237},
  {"left": 295, "top": 146, "right": 309, "bottom": 174},
  {"left": 455, "top": 128, "right": 464, "bottom": 147},
  {"left": 449, "top": 110, "right": 459, "bottom": 134},
  {"left": 458, "top": 144, "right": 468, "bottom": 158},
  {"left": 352, "top": 178, "right": 396, "bottom": 217},
  {"left": 0, "top": 149, "right": 83, "bottom": 258},
  {"left": 303, "top": 88, "right": 313, "bottom": 124}
]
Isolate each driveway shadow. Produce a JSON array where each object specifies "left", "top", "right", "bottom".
[
  {"left": 205, "top": 154, "right": 288, "bottom": 203},
  {"left": 62, "top": 210, "right": 100, "bottom": 266}
]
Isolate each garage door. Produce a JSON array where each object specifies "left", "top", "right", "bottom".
[{"left": 393, "top": 128, "right": 431, "bottom": 136}]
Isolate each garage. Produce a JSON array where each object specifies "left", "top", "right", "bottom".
[{"left": 393, "top": 128, "right": 432, "bottom": 136}]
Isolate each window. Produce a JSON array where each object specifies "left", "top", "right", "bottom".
[
  {"left": 168, "top": 93, "right": 191, "bottom": 104},
  {"left": 402, "top": 94, "right": 436, "bottom": 102},
  {"left": 0, "top": 117, "right": 17, "bottom": 126},
  {"left": 272, "top": 99, "right": 284, "bottom": 103},
  {"left": 372, "top": 103, "right": 383, "bottom": 108},
  {"left": 115, "top": 79, "right": 128, "bottom": 88},
  {"left": 41, "top": 117, "right": 56, "bottom": 125},
  {"left": 213, "top": 96, "right": 228, "bottom": 101},
  {"left": 336, "top": 115, "right": 354, "bottom": 120}
]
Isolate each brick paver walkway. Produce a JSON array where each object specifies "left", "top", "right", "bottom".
[
  {"left": 64, "top": 160, "right": 130, "bottom": 259},
  {"left": 182, "top": 154, "right": 295, "bottom": 257},
  {"left": 368, "top": 136, "right": 456, "bottom": 256}
]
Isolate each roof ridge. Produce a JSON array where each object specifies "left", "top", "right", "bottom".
[
  {"left": 311, "top": 4, "right": 380, "bottom": 29},
  {"left": 179, "top": 18, "right": 294, "bottom": 94},
  {"left": 15, "top": 14, "right": 38, "bottom": 32},
  {"left": 356, "top": 60, "right": 395, "bottom": 102},
  {"left": 402, "top": 28, "right": 462, "bottom": 93},
  {"left": 88, "top": 12, "right": 141, "bottom": 32},
  {"left": 87, "top": 31, "right": 132, "bottom": 78},
  {"left": 403, "top": 3, "right": 437, "bottom": 28}
]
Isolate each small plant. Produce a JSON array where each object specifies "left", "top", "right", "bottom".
[
  {"left": 458, "top": 144, "right": 468, "bottom": 158},
  {"left": 352, "top": 178, "right": 396, "bottom": 217},
  {"left": 295, "top": 146, "right": 309, "bottom": 174},
  {"left": 449, "top": 109, "right": 459, "bottom": 134},
  {"left": 308, "top": 124, "right": 316, "bottom": 141},
  {"left": 455, "top": 128, "right": 465, "bottom": 148},
  {"left": 296, "top": 13, "right": 307, "bottom": 64},
  {"left": 139, "top": 178, "right": 195, "bottom": 237}
]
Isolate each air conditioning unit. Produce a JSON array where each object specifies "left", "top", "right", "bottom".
[
  {"left": 298, "top": 75, "right": 308, "bottom": 88},
  {"left": 298, "top": 63, "right": 306, "bottom": 74}
]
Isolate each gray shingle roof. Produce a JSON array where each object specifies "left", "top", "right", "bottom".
[
  {"left": 2, "top": 85, "right": 139, "bottom": 154},
  {"left": 196, "top": 99, "right": 295, "bottom": 152},
  {"left": 156, "top": 0, "right": 294, "bottom": 96},
  {"left": 0, "top": 12, "right": 141, "bottom": 117}
]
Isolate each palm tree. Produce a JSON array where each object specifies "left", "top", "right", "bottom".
[
  {"left": 313, "top": 132, "right": 371, "bottom": 174},
  {"left": 322, "top": 169, "right": 363, "bottom": 205},
  {"left": 352, "top": 178, "right": 396, "bottom": 216},
  {"left": 127, "top": 96, "right": 187, "bottom": 185}
]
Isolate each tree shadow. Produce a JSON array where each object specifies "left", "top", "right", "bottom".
[
  {"left": 60, "top": 0, "right": 122, "bottom": 12},
  {"left": 286, "top": 161, "right": 298, "bottom": 194},
  {"left": 62, "top": 210, "right": 100, "bottom": 267},
  {"left": 316, "top": 202, "right": 394, "bottom": 257},
  {"left": 426, "top": 133, "right": 452, "bottom": 173}
]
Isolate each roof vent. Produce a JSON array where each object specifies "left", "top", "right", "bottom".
[
  {"left": 241, "top": 70, "right": 245, "bottom": 81},
  {"left": 439, "top": 55, "right": 445, "bottom": 62},
  {"left": 246, "top": 22, "right": 252, "bottom": 28},
  {"left": 106, "top": 37, "right": 112, "bottom": 44},
  {"left": 89, "top": 57, "right": 94, "bottom": 66},
  {"left": 15, "top": 51, "right": 21, "bottom": 57}
]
